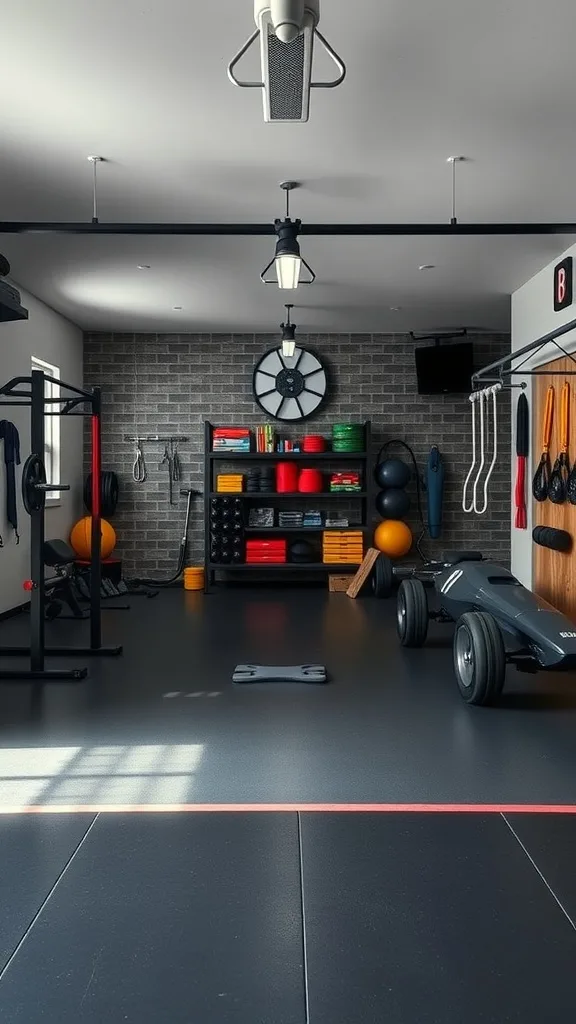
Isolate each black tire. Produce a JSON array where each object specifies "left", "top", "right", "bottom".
[
  {"left": 397, "top": 578, "right": 428, "bottom": 647},
  {"left": 453, "top": 611, "right": 506, "bottom": 706},
  {"left": 371, "top": 554, "right": 393, "bottom": 598}
]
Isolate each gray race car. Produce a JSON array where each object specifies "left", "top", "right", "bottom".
[{"left": 388, "top": 551, "right": 576, "bottom": 705}]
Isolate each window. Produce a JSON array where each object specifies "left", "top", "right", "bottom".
[{"left": 31, "top": 356, "right": 61, "bottom": 504}]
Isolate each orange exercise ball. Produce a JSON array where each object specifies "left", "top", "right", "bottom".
[
  {"left": 70, "top": 517, "right": 117, "bottom": 560},
  {"left": 374, "top": 519, "right": 412, "bottom": 558}
]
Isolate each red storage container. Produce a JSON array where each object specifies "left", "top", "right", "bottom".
[
  {"left": 298, "top": 468, "right": 323, "bottom": 493},
  {"left": 276, "top": 462, "right": 299, "bottom": 492}
]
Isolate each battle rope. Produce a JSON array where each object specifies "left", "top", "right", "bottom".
[
  {"left": 548, "top": 381, "right": 570, "bottom": 504},
  {"left": 514, "top": 392, "right": 529, "bottom": 529},
  {"left": 532, "top": 384, "right": 554, "bottom": 501}
]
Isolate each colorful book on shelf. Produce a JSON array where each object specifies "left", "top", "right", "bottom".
[{"left": 256, "top": 424, "right": 275, "bottom": 453}]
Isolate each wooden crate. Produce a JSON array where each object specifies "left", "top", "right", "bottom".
[{"left": 328, "top": 574, "right": 355, "bottom": 593}]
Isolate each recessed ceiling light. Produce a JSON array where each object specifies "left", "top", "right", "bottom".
[
  {"left": 137, "top": 264, "right": 151, "bottom": 270},
  {"left": 389, "top": 306, "right": 402, "bottom": 311},
  {"left": 418, "top": 264, "right": 435, "bottom": 271}
]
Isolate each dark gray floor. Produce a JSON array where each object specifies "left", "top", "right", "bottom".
[
  {"left": 1, "top": 811, "right": 575, "bottom": 1023},
  {"left": 1, "top": 587, "right": 576, "bottom": 805}
]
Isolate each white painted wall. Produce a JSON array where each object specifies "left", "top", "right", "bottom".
[
  {"left": 0, "top": 288, "right": 83, "bottom": 614},
  {"left": 511, "top": 240, "right": 576, "bottom": 587}
]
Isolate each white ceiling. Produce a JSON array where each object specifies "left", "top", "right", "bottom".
[{"left": 0, "top": 0, "right": 575, "bottom": 333}]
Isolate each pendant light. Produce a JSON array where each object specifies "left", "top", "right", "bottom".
[
  {"left": 281, "top": 303, "right": 297, "bottom": 356},
  {"left": 260, "top": 182, "right": 316, "bottom": 289}
]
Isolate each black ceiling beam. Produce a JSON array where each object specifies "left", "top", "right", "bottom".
[{"left": 0, "top": 221, "right": 575, "bottom": 236}]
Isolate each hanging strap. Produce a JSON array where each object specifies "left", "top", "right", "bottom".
[
  {"left": 532, "top": 385, "right": 554, "bottom": 501},
  {"left": 549, "top": 381, "right": 570, "bottom": 504},
  {"left": 462, "top": 394, "right": 478, "bottom": 513},
  {"left": 514, "top": 392, "right": 529, "bottom": 530},
  {"left": 474, "top": 386, "right": 499, "bottom": 515}
]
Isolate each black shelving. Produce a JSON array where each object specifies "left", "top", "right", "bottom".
[
  {"left": 244, "top": 526, "right": 370, "bottom": 533},
  {"left": 210, "top": 451, "right": 368, "bottom": 460},
  {"left": 203, "top": 420, "right": 373, "bottom": 590},
  {"left": 208, "top": 491, "right": 367, "bottom": 499}
]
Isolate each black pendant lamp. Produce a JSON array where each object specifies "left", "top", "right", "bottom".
[
  {"left": 260, "top": 182, "right": 316, "bottom": 289},
  {"left": 281, "top": 303, "right": 297, "bottom": 356}
]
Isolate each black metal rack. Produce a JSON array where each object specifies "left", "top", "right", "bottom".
[{"left": 204, "top": 420, "right": 373, "bottom": 590}]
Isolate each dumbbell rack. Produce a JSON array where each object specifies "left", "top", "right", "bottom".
[{"left": 203, "top": 420, "right": 374, "bottom": 591}]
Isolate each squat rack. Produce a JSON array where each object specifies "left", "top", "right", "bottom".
[{"left": 0, "top": 369, "right": 122, "bottom": 681}]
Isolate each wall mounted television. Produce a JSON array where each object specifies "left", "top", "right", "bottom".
[{"left": 414, "top": 341, "right": 474, "bottom": 395}]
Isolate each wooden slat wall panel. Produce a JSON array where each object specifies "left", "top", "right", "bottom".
[{"left": 533, "top": 355, "right": 576, "bottom": 619}]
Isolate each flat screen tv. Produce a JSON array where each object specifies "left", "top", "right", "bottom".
[{"left": 414, "top": 341, "right": 474, "bottom": 395}]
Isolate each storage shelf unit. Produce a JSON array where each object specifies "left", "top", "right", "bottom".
[
  {"left": 204, "top": 420, "right": 373, "bottom": 590},
  {"left": 210, "top": 451, "right": 368, "bottom": 460},
  {"left": 208, "top": 491, "right": 368, "bottom": 499}
]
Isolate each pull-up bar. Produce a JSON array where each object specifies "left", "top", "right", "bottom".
[{"left": 473, "top": 315, "right": 576, "bottom": 386}]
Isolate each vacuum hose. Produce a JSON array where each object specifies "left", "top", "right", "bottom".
[{"left": 131, "top": 488, "right": 201, "bottom": 587}]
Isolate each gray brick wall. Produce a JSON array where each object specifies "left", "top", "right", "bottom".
[{"left": 83, "top": 332, "right": 511, "bottom": 574}]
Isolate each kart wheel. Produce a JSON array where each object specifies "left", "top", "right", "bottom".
[
  {"left": 371, "top": 554, "right": 393, "bottom": 598},
  {"left": 397, "top": 579, "right": 428, "bottom": 647},
  {"left": 453, "top": 611, "right": 505, "bottom": 705}
]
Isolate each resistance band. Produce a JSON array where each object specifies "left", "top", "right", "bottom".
[
  {"left": 532, "top": 385, "right": 554, "bottom": 502},
  {"left": 514, "top": 393, "right": 529, "bottom": 529},
  {"left": 548, "top": 381, "right": 570, "bottom": 504}
]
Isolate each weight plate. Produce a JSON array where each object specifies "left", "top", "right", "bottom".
[
  {"left": 371, "top": 554, "right": 394, "bottom": 598},
  {"left": 22, "top": 454, "right": 47, "bottom": 515}
]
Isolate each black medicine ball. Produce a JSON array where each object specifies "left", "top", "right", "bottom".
[
  {"left": 375, "top": 457, "right": 411, "bottom": 491},
  {"left": 376, "top": 487, "right": 411, "bottom": 519}
]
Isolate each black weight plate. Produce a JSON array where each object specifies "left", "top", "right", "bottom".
[
  {"left": 84, "top": 472, "right": 119, "bottom": 519},
  {"left": 21, "top": 454, "right": 46, "bottom": 515},
  {"left": 372, "top": 554, "right": 394, "bottom": 598}
]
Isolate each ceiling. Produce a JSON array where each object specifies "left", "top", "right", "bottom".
[{"left": 0, "top": 0, "right": 575, "bottom": 334}]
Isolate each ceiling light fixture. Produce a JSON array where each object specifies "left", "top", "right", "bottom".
[
  {"left": 228, "top": 0, "right": 346, "bottom": 124},
  {"left": 418, "top": 265, "right": 435, "bottom": 271},
  {"left": 87, "top": 156, "right": 105, "bottom": 224},
  {"left": 280, "top": 303, "right": 297, "bottom": 357},
  {"left": 261, "top": 182, "right": 316, "bottom": 289},
  {"left": 137, "top": 264, "right": 151, "bottom": 270},
  {"left": 446, "top": 156, "right": 466, "bottom": 225}
]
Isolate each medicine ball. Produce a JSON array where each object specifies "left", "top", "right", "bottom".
[
  {"left": 289, "top": 540, "right": 315, "bottom": 564},
  {"left": 376, "top": 488, "right": 410, "bottom": 519},
  {"left": 374, "top": 519, "right": 412, "bottom": 558},
  {"left": 70, "top": 517, "right": 117, "bottom": 560},
  {"left": 375, "top": 457, "right": 411, "bottom": 491}
]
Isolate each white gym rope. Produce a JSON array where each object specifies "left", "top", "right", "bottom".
[{"left": 462, "top": 383, "right": 501, "bottom": 515}]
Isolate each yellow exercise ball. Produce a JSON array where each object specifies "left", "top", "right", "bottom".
[
  {"left": 70, "top": 517, "right": 117, "bottom": 560},
  {"left": 374, "top": 519, "right": 412, "bottom": 559}
]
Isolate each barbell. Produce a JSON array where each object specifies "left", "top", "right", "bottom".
[{"left": 21, "top": 454, "right": 70, "bottom": 514}]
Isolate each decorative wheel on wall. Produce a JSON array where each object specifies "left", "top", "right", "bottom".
[{"left": 252, "top": 347, "right": 327, "bottom": 421}]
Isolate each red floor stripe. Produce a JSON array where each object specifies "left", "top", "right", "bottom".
[{"left": 1, "top": 803, "right": 576, "bottom": 815}]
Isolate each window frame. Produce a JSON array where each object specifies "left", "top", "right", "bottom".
[{"left": 31, "top": 356, "right": 61, "bottom": 507}]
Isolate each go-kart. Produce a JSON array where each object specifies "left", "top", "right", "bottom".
[{"left": 379, "top": 550, "right": 576, "bottom": 705}]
